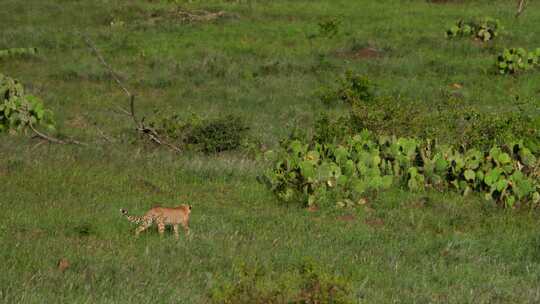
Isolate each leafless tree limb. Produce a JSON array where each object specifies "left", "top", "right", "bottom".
[
  {"left": 516, "top": 0, "right": 527, "bottom": 18},
  {"left": 82, "top": 34, "right": 182, "bottom": 153},
  {"left": 29, "top": 124, "right": 87, "bottom": 146}
]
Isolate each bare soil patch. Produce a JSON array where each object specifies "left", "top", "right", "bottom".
[
  {"left": 337, "top": 214, "right": 356, "bottom": 222},
  {"left": 335, "top": 47, "right": 383, "bottom": 60}
]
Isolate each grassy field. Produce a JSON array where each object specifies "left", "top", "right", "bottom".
[{"left": 2, "top": 0, "right": 540, "bottom": 303}]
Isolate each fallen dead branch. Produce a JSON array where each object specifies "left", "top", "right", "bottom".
[
  {"left": 30, "top": 124, "right": 87, "bottom": 146},
  {"left": 83, "top": 35, "right": 182, "bottom": 153},
  {"left": 176, "top": 9, "right": 227, "bottom": 23},
  {"left": 516, "top": 0, "right": 527, "bottom": 18}
]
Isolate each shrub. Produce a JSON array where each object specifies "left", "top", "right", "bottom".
[
  {"left": 497, "top": 47, "right": 540, "bottom": 74},
  {"left": 0, "top": 48, "right": 38, "bottom": 60},
  {"left": 0, "top": 73, "right": 55, "bottom": 133},
  {"left": 210, "top": 261, "right": 355, "bottom": 304},
  {"left": 446, "top": 17, "right": 502, "bottom": 42},
  {"left": 188, "top": 115, "right": 249, "bottom": 153},
  {"left": 317, "top": 17, "right": 342, "bottom": 39},
  {"left": 147, "top": 111, "right": 249, "bottom": 153},
  {"left": 349, "top": 97, "right": 540, "bottom": 152},
  {"left": 318, "top": 70, "right": 376, "bottom": 106},
  {"left": 259, "top": 131, "right": 540, "bottom": 209},
  {"left": 318, "top": 71, "right": 540, "bottom": 153}
]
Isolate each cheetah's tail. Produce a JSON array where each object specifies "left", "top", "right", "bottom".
[{"left": 120, "top": 209, "right": 144, "bottom": 224}]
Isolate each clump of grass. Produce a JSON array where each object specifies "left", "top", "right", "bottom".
[{"left": 210, "top": 260, "right": 355, "bottom": 304}]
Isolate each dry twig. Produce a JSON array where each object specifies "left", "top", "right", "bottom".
[
  {"left": 82, "top": 35, "right": 182, "bottom": 153},
  {"left": 516, "top": 0, "right": 527, "bottom": 18},
  {"left": 29, "top": 124, "right": 87, "bottom": 146}
]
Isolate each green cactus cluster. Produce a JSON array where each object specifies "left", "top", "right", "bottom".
[
  {"left": 446, "top": 17, "right": 501, "bottom": 42},
  {"left": 259, "top": 132, "right": 540, "bottom": 209},
  {"left": 0, "top": 73, "right": 55, "bottom": 133},
  {"left": 497, "top": 47, "right": 540, "bottom": 74}
]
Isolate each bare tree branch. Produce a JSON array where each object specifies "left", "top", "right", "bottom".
[
  {"left": 516, "top": 0, "right": 527, "bottom": 18},
  {"left": 29, "top": 124, "right": 87, "bottom": 146},
  {"left": 82, "top": 34, "right": 182, "bottom": 153}
]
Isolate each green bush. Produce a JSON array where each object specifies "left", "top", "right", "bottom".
[
  {"left": 446, "top": 17, "right": 501, "bottom": 42},
  {"left": 210, "top": 261, "right": 355, "bottom": 304},
  {"left": 319, "top": 70, "right": 375, "bottom": 106},
  {"left": 147, "top": 112, "right": 249, "bottom": 153},
  {"left": 0, "top": 48, "right": 38, "bottom": 60},
  {"left": 0, "top": 73, "right": 55, "bottom": 133},
  {"left": 259, "top": 131, "right": 540, "bottom": 209},
  {"left": 349, "top": 97, "right": 540, "bottom": 152},
  {"left": 317, "top": 71, "right": 540, "bottom": 153},
  {"left": 497, "top": 47, "right": 540, "bottom": 74},
  {"left": 317, "top": 17, "right": 342, "bottom": 39}
]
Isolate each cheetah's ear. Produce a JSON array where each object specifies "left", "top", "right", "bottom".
[{"left": 189, "top": 205, "right": 192, "bottom": 210}]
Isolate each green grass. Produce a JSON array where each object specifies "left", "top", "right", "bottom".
[{"left": 2, "top": 0, "right": 540, "bottom": 302}]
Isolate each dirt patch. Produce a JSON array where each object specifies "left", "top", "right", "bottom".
[
  {"left": 337, "top": 214, "right": 356, "bottom": 222},
  {"left": 428, "top": 0, "right": 463, "bottom": 4},
  {"left": 307, "top": 205, "right": 320, "bottom": 212},
  {"left": 57, "top": 258, "right": 70, "bottom": 272},
  {"left": 364, "top": 217, "right": 384, "bottom": 228},
  {"left": 335, "top": 47, "right": 382, "bottom": 60}
]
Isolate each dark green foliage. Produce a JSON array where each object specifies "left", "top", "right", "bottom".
[
  {"left": 317, "top": 17, "right": 342, "bottom": 39},
  {"left": 210, "top": 261, "right": 355, "bottom": 304},
  {"left": 446, "top": 17, "right": 501, "bottom": 42},
  {"left": 147, "top": 112, "right": 249, "bottom": 153},
  {"left": 260, "top": 131, "right": 540, "bottom": 208},
  {"left": 319, "top": 71, "right": 540, "bottom": 152},
  {"left": 0, "top": 48, "right": 38, "bottom": 60},
  {"left": 350, "top": 97, "right": 540, "bottom": 152},
  {"left": 0, "top": 73, "right": 55, "bottom": 133},
  {"left": 313, "top": 113, "right": 353, "bottom": 145},
  {"left": 497, "top": 47, "right": 540, "bottom": 74},
  {"left": 319, "top": 70, "right": 375, "bottom": 106},
  {"left": 188, "top": 115, "right": 249, "bottom": 153}
]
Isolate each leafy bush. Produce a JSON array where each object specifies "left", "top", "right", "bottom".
[
  {"left": 317, "top": 17, "right": 342, "bottom": 39},
  {"left": 259, "top": 131, "right": 540, "bottom": 209},
  {"left": 446, "top": 17, "right": 501, "bottom": 42},
  {"left": 0, "top": 48, "right": 38, "bottom": 60},
  {"left": 497, "top": 47, "right": 540, "bottom": 74},
  {"left": 318, "top": 71, "right": 540, "bottom": 152},
  {"left": 0, "top": 73, "right": 55, "bottom": 133},
  {"left": 210, "top": 261, "right": 355, "bottom": 304},
  {"left": 319, "top": 70, "right": 375, "bottom": 106},
  {"left": 147, "top": 111, "right": 249, "bottom": 153},
  {"left": 350, "top": 97, "right": 540, "bottom": 152}
]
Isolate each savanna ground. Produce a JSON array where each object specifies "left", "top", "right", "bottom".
[{"left": 2, "top": 0, "right": 540, "bottom": 303}]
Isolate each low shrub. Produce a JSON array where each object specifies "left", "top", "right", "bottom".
[
  {"left": 210, "top": 261, "right": 355, "bottom": 304},
  {"left": 319, "top": 70, "right": 376, "bottom": 106},
  {"left": 0, "top": 73, "right": 55, "bottom": 133},
  {"left": 318, "top": 71, "right": 540, "bottom": 153},
  {"left": 349, "top": 97, "right": 540, "bottom": 152},
  {"left": 147, "top": 111, "right": 249, "bottom": 153},
  {"left": 259, "top": 131, "right": 540, "bottom": 209},
  {"left": 0, "top": 48, "right": 38, "bottom": 60}
]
